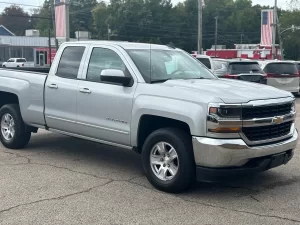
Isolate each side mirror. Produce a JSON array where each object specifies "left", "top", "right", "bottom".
[{"left": 100, "top": 69, "right": 132, "bottom": 86}]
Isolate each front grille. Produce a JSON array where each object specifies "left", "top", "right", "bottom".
[
  {"left": 242, "top": 103, "right": 292, "bottom": 119},
  {"left": 242, "top": 121, "right": 292, "bottom": 142}
]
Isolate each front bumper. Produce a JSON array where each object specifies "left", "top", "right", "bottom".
[{"left": 192, "top": 128, "right": 298, "bottom": 168}]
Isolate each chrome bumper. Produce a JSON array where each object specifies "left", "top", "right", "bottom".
[{"left": 192, "top": 128, "right": 298, "bottom": 167}]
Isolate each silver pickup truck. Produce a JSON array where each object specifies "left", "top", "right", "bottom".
[{"left": 0, "top": 41, "right": 298, "bottom": 192}]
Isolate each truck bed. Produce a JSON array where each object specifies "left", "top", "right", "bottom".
[{"left": 0, "top": 68, "right": 47, "bottom": 128}]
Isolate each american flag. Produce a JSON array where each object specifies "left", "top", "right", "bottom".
[
  {"left": 261, "top": 9, "right": 274, "bottom": 46},
  {"left": 55, "top": 0, "right": 66, "bottom": 37}
]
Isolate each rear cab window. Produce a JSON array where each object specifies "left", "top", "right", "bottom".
[
  {"left": 196, "top": 57, "right": 211, "bottom": 69},
  {"left": 264, "top": 63, "right": 298, "bottom": 75},
  {"left": 229, "top": 62, "right": 264, "bottom": 75},
  {"left": 56, "top": 46, "right": 86, "bottom": 79}
]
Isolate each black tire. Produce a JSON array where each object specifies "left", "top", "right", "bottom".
[
  {"left": 141, "top": 128, "right": 195, "bottom": 193},
  {"left": 0, "top": 104, "right": 31, "bottom": 149},
  {"left": 2, "top": 65, "right": 5, "bottom": 68}
]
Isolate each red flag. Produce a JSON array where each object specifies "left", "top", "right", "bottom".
[
  {"left": 261, "top": 9, "right": 274, "bottom": 46},
  {"left": 55, "top": 0, "right": 66, "bottom": 37}
]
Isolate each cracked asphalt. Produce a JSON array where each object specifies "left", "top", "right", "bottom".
[{"left": 1, "top": 100, "right": 300, "bottom": 225}]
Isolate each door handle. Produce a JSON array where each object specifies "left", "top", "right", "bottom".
[
  {"left": 79, "top": 88, "right": 91, "bottom": 94},
  {"left": 47, "top": 84, "right": 58, "bottom": 89}
]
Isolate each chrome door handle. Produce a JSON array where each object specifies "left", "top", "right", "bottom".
[
  {"left": 79, "top": 88, "right": 91, "bottom": 94},
  {"left": 47, "top": 84, "right": 58, "bottom": 89}
]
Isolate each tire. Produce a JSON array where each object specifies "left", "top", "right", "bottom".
[
  {"left": 0, "top": 104, "right": 31, "bottom": 149},
  {"left": 141, "top": 128, "right": 195, "bottom": 193},
  {"left": 2, "top": 65, "right": 5, "bottom": 68}
]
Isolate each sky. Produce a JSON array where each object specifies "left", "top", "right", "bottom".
[{"left": 0, "top": 0, "right": 289, "bottom": 13}]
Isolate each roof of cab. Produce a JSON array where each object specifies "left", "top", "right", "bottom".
[{"left": 66, "top": 41, "right": 176, "bottom": 50}]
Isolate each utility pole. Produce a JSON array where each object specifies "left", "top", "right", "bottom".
[
  {"left": 108, "top": 24, "right": 111, "bottom": 40},
  {"left": 65, "top": 0, "right": 70, "bottom": 42},
  {"left": 272, "top": 0, "right": 277, "bottom": 59},
  {"left": 240, "top": 33, "right": 244, "bottom": 45},
  {"left": 197, "top": 0, "right": 203, "bottom": 54},
  {"left": 276, "top": 13, "right": 283, "bottom": 60},
  {"left": 51, "top": 0, "right": 58, "bottom": 51},
  {"left": 214, "top": 16, "right": 218, "bottom": 57}
]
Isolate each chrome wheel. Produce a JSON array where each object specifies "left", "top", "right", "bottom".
[
  {"left": 150, "top": 142, "right": 179, "bottom": 181},
  {"left": 1, "top": 113, "right": 15, "bottom": 141}
]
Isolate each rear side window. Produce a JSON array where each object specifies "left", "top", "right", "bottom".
[
  {"left": 264, "top": 63, "right": 297, "bottom": 75},
  {"left": 297, "top": 63, "right": 300, "bottom": 71},
  {"left": 196, "top": 58, "right": 211, "bottom": 69},
  {"left": 16, "top": 59, "right": 26, "bottom": 62},
  {"left": 229, "top": 63, "right": 263, "bottom": 75},
  {"left": 56, "top": 46, "right": 85, "bottom": 79}
]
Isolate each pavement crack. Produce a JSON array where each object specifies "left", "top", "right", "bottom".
[
  {"left": 30, "top": 163, "right": 111, "bottom": 180},
  {"left": 175, "top": 197, "right": 300, "bottom": 223},
  {"left": 250, "top": 195, "right": 260, "bottom": 202},
  {"left": 0, "top": 180, "right": 113, "bottom": 215},
  {"left": 2, "top": 151, "right": 31, "bottom": 163}
]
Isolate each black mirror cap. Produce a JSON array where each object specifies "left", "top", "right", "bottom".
[{"left": 100, "top": 75, "right": 132, "bottom": 87}]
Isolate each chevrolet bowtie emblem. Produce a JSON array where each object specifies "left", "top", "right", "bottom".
[{"left": 273, "top": 116, "right": 284, "bottom": 124}]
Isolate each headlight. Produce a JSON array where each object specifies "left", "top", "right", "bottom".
[
  {"left": 209, "top": 106, "right": 242, "bottom": 118},
  {"left": 291, "top": 101, "right": 296, "bottom": 113},
  {"left": 207, "top": 104, "right": 242, "bottom": 134}
]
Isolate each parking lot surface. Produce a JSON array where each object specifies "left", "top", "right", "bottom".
[{"left": 1, "top": 100, "right": 300, "bottom": 225}]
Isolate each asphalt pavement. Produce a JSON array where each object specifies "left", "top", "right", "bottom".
[{"left": 1, "top": 100, "right": 300, "bottom": 225}]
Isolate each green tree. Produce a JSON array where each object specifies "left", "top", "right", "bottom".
[{"left": 0, "top": 5, "right": 31, "bottom": 36}]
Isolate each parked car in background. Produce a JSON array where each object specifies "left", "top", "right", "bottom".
[
  {"left": 2, "top": 58, "right": 27, "bottom": 68},
  {"left": 259, "top": 61, "right": 299, "bottom": 94},
  {"left": 212, "top": 59, "right": 267, "bottom": 84},
  {"left": 194, "top": 55, "right": 215, "bottom": 73}
]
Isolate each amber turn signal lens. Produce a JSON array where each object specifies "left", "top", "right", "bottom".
[
  {"left": 208, "top": 127, "right": 241, "bottom": 133},
  {"left": 209, "top": 107, "right": 217, "bottom": 114}
]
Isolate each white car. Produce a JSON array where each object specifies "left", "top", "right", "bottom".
[
  {"left": 259, "top": 60, "right": 299, "bottom": 94},
  {"left": 193, "top": 55, "right": 215, "bottom": 73},
  {"left": 2, "top": 58, "right": 27, "bottom": 68}
]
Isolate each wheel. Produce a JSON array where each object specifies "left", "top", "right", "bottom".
[
  {"left": 2, "top": 65, "right": 5, "bottom": 68},
  {"left": 141, "top": 128, "right": 195, "bottom": 193},
  {"left": 0, "top": 104, "right": 31, "bottom": 149}
]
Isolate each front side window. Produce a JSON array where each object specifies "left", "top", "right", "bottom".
[
  {"left": 126, "top": 49, "right": 216, "bottom": 83},
  {"left": 86, "top": 47, "right": 127, "bottom": 82},
  {"left": 7, "top": 59, "right": 14, "bottom": 62},
  {"left": 56, "top": 46, "right": 85, "bottom": 79}
]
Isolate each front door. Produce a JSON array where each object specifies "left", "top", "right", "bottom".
[
  {"left": 76, "top": 45, "right": 137, "bottom": 146},
  {"left": 45, "top": 45, "right": 87, "bottom": 133}
]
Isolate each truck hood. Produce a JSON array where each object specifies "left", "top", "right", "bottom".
[{"left": 159, "top": 78, "right": 293, "bottom": 103}]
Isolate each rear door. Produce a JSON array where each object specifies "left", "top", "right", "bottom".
[
  {"left": 76, "top": 44, "right": 137, "bottom": 146},
  {"left": 44, "top": 44, "right": 89, "bottom": 132},
  {"left": 263, "top": 62, "right": 299, "bottom": 92}
]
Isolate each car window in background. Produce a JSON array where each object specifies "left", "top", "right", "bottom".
[
  {"left": 296, "top": 63, "right": 300, "bottom": 71},
  {"left": 264, "top": 63, "right": 297, "bottom": 75},
  {"left": 16, "top": 59, "right": 26, "bottom": 62},
  {"left": 196, "top": 57, "right": 211, "bottom": 69},
  {"left": 229, "top": 62, "right": 264, "bottom": 74}
]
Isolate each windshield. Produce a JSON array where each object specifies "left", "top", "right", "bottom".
[
  {"left": 229, "top": 62, "right": 264, "bottom": 75},
  {"left": 196, "top": 57, "right": 211, "bottom": 69},
  {"left": 264, "top": 63, "right": 297, "bottom": 75},
  {"left": 126, "top": 49, "right": 216, "bottom": 83}
]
